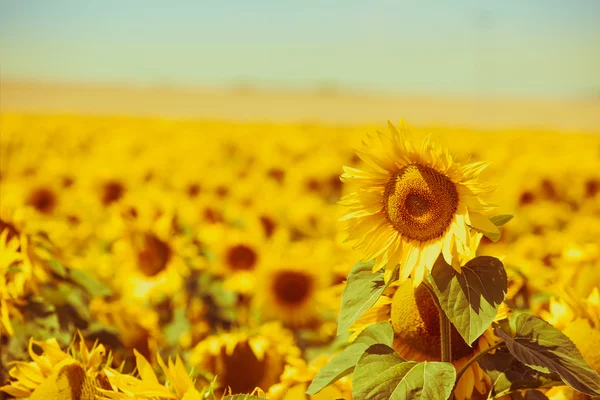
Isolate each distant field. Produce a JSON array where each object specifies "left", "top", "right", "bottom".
[{"left": 2, "top": 80, "right": 599, "bottom": 132}]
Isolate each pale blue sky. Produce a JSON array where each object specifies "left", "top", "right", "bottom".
[{"left": 1, "top": 1, "right": 599, "bottom": 97}]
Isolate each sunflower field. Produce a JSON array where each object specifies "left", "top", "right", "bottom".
[{"left": 1, "top": 113, "right": 599, "bottom": 400}]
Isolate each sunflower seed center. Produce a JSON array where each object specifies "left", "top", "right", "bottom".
[{"left": 383, "top": 164, "right": 459, "bottom": 242}]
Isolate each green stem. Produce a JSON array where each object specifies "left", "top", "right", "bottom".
[
  {"left": 454, "top": 341, "right": 506, "bottom": 390},
  {"left": 439, "top": 308, "right": 452, "bottom": 363},
  {"left": 422, "top": 281, "right": 451, "bottom": 363}
]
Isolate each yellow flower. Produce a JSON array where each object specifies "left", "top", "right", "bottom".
[
  {"left": 89, "top": 297, "right": 162, "bottom": 363},
  {"left": 351, "top": 280, "right": 507, "bottom": 400},
  {"left": 0, "top": 335, "right": 110, "bottom": 399},
  {"left": 100, "top": 350, "right": 201, "bottom": 400},
  {"left": 254, "top": 240, "right": 333, "bottom": 327},
  {"left": 201, "top": 223, "right": 268, "bottom": 294},
  {"left": 540, "top": 288, "right": 600, "bottom": 374},
  {"left": 108, "top": 195, "right": 196, "bottom": 301},
  {"left": 268, "top": 356, "right": 352, "bottom": 400},
  {"left": 340, "top": 121, "right": 496, "bottom": 286},
  {"left": 190, "top": 322, "right": 302, "bottom": 395}
]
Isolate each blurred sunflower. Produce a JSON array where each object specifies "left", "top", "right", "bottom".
[
  {"left": 254, "top": 240, "right": 335, "bottom": 327},
  {"left": 190, "top": 322, "right": 302, "bottom": 395},
  {"left": 340, "top": 121, "right": 496, "bottom": 285},
  {"left": 268, "top": 356, "right": 352, "bottom": 400},
  {"left": 0, "top": 213, "right": 56, "bottom": 336},
  {"left": 0, "top": 228, "right": 28, "bottom": 336},
  {"left": 109, "top": 195, "right": 197, "bottom": 301},
  {"left": 201, "top": 223, "right": 268, "bottom": 294},
  {"left": 0, "top": 335, "right": 111, "bottom": 399},
  {"left": 540, "top": 288, "right": 600, "bottom": 374},
  {"left": 89, "top": 298, "right": 162, "bottom": 362},
  {"left": 351, "top": 280, "right": 507, "bottom": 400}
]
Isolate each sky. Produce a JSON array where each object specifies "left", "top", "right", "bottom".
[{"left": 1, "top": 0, "right": 599, "bottom": 97}]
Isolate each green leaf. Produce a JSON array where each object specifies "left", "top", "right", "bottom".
[
  {"left": 164, "top": 309, "right": 191, "bottom": 347},
  {"left": 353, "top": 344, "right": 456, "bottom": 400},
  {"left": 48, "top": 259, "right": 67, "bottom": 278},
  {"left": 490, "top": 214, "right": 514, "bottom": 227},
  {"left": 469, "top": 214, "right": 513, "bottom": 242},
  {"left": 306, "top": 322, "right": 393, "bottom": 395},
  {"left": 428, "top": 256, "right": 507, "bottom": 345},
  {"left": 495, "top": 313, "right": 600, "bottom": 397},
  {"left": 337, "top": 260, "right": 392, "bottom": 335},
  {"left": 222, "top": 395, "right": 268, "bottom": 400},
  {"left": 478, "top": 348, "right": 562, "bottom": 398},
  {"left": 70, "top": 269, "right": 111, "bottom": 297}
]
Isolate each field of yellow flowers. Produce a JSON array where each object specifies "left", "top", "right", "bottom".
[{"left": 1, "top": 113, "right": 599, "bottom": 400}]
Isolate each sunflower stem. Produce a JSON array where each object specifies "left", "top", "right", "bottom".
[
  {"left": 439, "top": 308, "right": 452, "bottom": 363},
  {"left": 421, "top": 281, "right": 452, "bottom": 363},
  {"left": 453, "top": 341, "right": 506, "bottom": 394}
]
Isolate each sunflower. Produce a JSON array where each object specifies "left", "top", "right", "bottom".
[
  {"left": 100, "top": 350, "right": 202, "bottom": 400},
  {"left": 0, "top": 335, "right": 111, "bottom": 399},
  {"left": 340, "top": 121, "right": 496, "bottom": 285},
  {"left": 190, "top": 322, "right": 302, "bottom": 396},
  {"left": 107, "top": 194, "right": 198, "bottom": 301},
  {"left": 540, "top": 288, "right": 600, "bottom": 374},
  {"left": 254, "top": 240, "right": 334, "bottom": 327},
  {"left": 0, "top": 228, "right": 28, "bottom": 336},
  {"left": 351, "top": 280, "right": 506, "bottom": 400},
  {"left": 267, "top": 356, "right": 352, "bottom": 400},
  {"left": 201, "top": 222, "right": 269, "bottom": 294},
  {"left": 88, "top": 298, "right": 162, "bottom": 363}
]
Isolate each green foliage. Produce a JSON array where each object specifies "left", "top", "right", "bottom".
[
  {"left": 306, "top": 322, "right": 393, "bottom": 395},
  {"left": 337, "top": 260, "right": 393, "bottom": 335},
  {"left": 69, "top": 268, "right": 112, "bottom": 297},
  {"left": 469, "top": 213, "right": 513, "bottom": 242},
  {"left": 352, "top": 344, "right": 456, "bottom": 400},
  {"left": 428, "top": 256, "right": 507, "bottom": 345},
  {"left": 495, "top": 313, "right": 600, "bottom": 397},
  {"left": 163, "top": 308, "right": 191, "bottom": 347},
  {"left": 478, "top": 348, "right": 563, "bottom": 398},
  {"left": 222, "top": 395, "right": 269, "bottom": 400}
]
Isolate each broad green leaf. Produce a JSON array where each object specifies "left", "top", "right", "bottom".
[
  {"left": 306, "top": 322, "right": 393, "bottom": 395},
  {"left": 353, "top": 344, "right": 455, "bottom": 400},
  {"left": 478, "top": 348, "right": 562, "bottom": 398},
  {"left": 70, "top": 269, "right": 111, "bottom": 297},
  {"left": 490, "top": 214, "right": 514, "bottom": 227},
  {"left": 495, "top": 313, "right": 600, "bottom": 397},
  {"left": 428, "top": 256, "right": 507, "bottom": 345},
  {"left": 337, "top": 260, "right": 391, "bottom": 335},
  {"left": 468, "top": 214, "right": 513, "bottom": 242}
]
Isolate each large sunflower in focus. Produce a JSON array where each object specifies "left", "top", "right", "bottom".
[{"left": 340, "top": 121, "right": 496, "bottom": 285}]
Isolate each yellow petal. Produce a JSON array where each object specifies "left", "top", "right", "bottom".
[{"left": 468, "top": 212, "right": 499, "bottom": 234}]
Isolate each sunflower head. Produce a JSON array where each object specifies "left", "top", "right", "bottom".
[
  {"left": 0, "top": 335, "right": 111, "bottom": 399},
  {"left": 255, "top": 240, "right": 333, "bottom": 327},
  {"left": 340, "top": 121, "right": 496, "bottom": 285},
  {"left": 351, "top": 280, "right": 499, "bottom": 400},
  {"left": 383, "top": 164, "right": 459, "bottom": 242},
  {"left": 390, "top": 282, "right": 473, "bottom": 361},
  {"left": 190, "top": 323, "right": 301, "bottom": 395}
]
